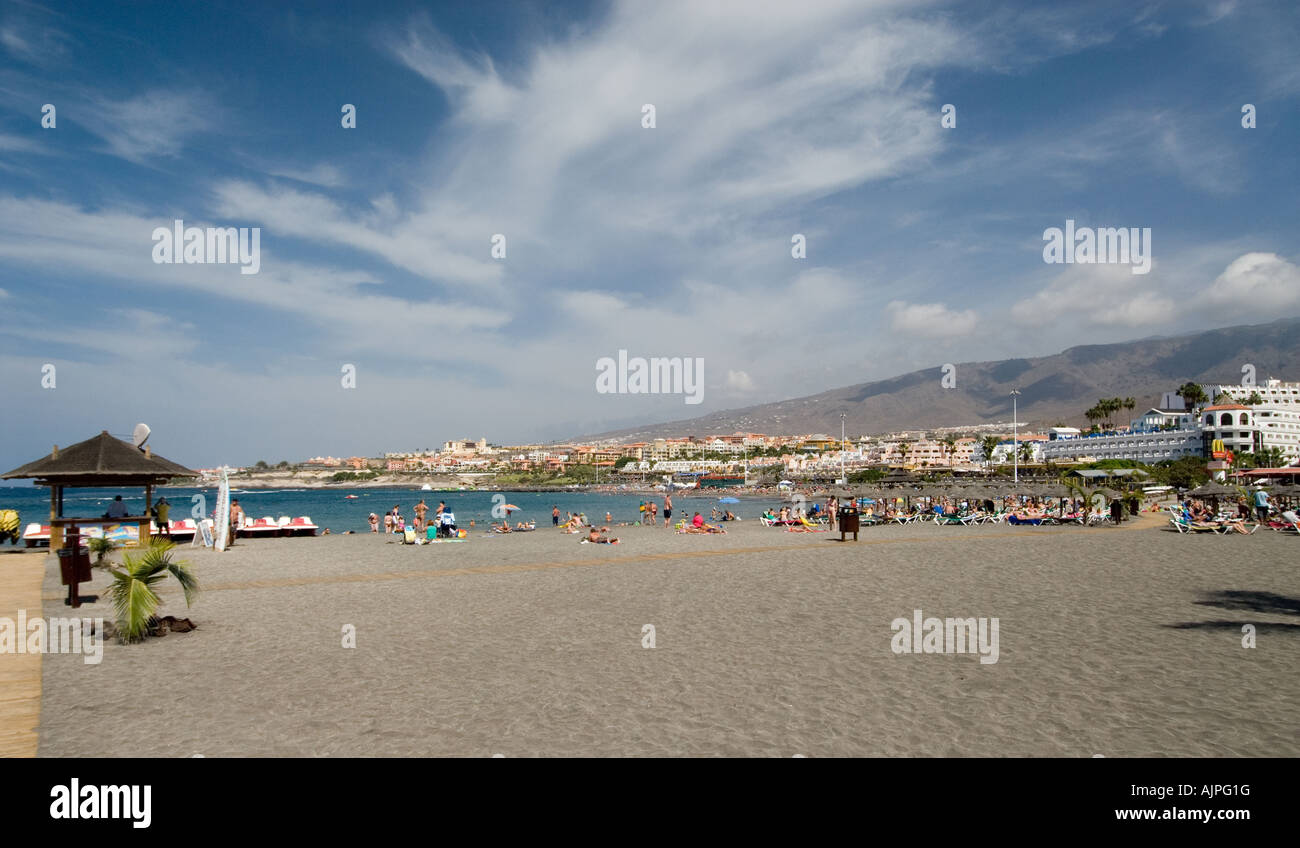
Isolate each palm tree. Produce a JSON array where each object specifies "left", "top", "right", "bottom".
[
  {"left": 1246, "top": 391, "right": 1263, "bottom": 406},
  {"left": 941, "top": 435, "right": 959, "bottom": 467},
  {"left": 1177, "top": 382, "right": 1208, "bottom": 413},
  {"left": 980, "top": 435, "right": 1001, "bottom": 469},
  {"left": 1123, "top": 397, "right": 1136, "bottom": 419},
  {"left": 1018, "top": 442, "right": 1035, "bottom": 465},
  {"left": 1100, "top": 397, "right": 1123, "bottom": 429},
  {"left": 86, "top": 536, "right": 117, "bottom": 567},
  {"left": 1062, "top": 476, "right": 1107, "bottom": 526},
  {"left": 1256, "top": 446, "right": 1286, "bottom": 468},
  {"left": 105, "top": 539, "right": 200, "bottom": 643},
  {"left": 897, "top": 441, "right": 911, "bottom": 468}
]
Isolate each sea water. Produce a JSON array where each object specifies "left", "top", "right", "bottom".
[{"left": 0, "top": 487, "right": 768, "bottom": 537}]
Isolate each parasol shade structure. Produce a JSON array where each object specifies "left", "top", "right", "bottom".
[
  {"left": 2, "top": 430, "right": 196, "bottom": 484},
  {"left": 2, "top": 430, "right": 197, "bottom": 553}
]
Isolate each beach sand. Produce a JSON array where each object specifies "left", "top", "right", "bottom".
[{"left": 33, "top": 517, "right": 1300, "bottom": 757}]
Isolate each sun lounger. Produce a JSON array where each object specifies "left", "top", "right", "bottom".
[{"left": 1168, "top": 515, "right": 1222, "bottom": 534}]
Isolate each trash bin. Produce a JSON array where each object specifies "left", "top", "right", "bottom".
[
  {"left": 56, "top": 547, "right": 92, "bottom": 586},
  {"left": 838, "top": 506, "right": 860, "bottom": 541}
]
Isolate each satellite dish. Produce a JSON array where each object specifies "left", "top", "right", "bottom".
[{"left": 132, "top": 423, "right": 151, "bottom": 450}]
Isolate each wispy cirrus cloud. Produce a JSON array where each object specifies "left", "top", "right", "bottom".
[{"left": 80, "top": 89, "right": 219, "bottom": 163}]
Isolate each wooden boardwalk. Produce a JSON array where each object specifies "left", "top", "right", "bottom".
[{"left": 0, "top": 552, "right": 46, "bottom": 758}]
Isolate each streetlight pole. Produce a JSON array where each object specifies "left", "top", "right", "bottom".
[
  {"left": 840, "top": 413, "right": 847, "bottom": 488},
  {"left": 1010, "top": 389, "right": 1021, "bottom": 484}
]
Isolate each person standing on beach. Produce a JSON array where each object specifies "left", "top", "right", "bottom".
[
  {"left": 383, "top": 512, "right": 393, "bottom": 533},
  {"left": 154, "top": 497, "right": 171, "bottom": 537},
  {"left": 415, "top": 500, "right": 428, "bottom": 532},
  {"left": 369, "top": 513, "right": 379, "bottom": 533},
  {"left": 229, "top": 499, "right": 243, "bottom": 544},
  {"left": 552, "top": 505, "right": 560, "bottom": 526},
  {"left": 1253, "top": 488, "right": 1271, "bottom": 522},
  {"left": 663, "top": 492, "right": 672, "bottom": 528}
]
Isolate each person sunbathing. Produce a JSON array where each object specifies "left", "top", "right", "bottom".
[
  {"left": 583, "top": 526, "right": 619, "bottom": 544},
  {"left": 1219, "top": 517, "right": 1254, "bottom": 534}
]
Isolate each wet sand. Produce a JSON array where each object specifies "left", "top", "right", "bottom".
[{"left": 34, "top": 517, "right": 1300, "bottom": 757}]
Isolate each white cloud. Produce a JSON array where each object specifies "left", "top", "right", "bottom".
[
  {"left": 886, "top": 300, "right": 978, "bottom": 337},
  {"left": 266, "top": 163, "right": 347, "bottom": 189},
  {"left": 726, "top": 370, "right": 755, "bottom": 392},
  {"left": 82, "top": 90, "right": 217, "bottom": 163},
  {"left": 1010, "top": 263, "right": 1177, "bottom": 328},
  {"left": 1200, "top": 252, "right": 1300, "bottom": 311}
]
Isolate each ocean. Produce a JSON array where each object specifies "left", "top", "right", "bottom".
[{"left": 0, "top": 486, "right": 775, "bottom": 536}]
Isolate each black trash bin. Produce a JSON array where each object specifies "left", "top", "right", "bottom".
[
  {"left": 838, "top": 505, "right": 860, "bottom": 541},
  {"left": 56, "top": 545, "right": 94, "bottom": 607}
]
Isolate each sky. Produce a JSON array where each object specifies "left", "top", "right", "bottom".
[{"left": 0, "top": 0, "right": 1297, "bottom": 471}]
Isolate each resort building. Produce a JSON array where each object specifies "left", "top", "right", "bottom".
[
  {"left": 1039, "top": 397, "right": 1300, "bottom": 465},
  {"left": 1208, "top": 378, "right": 1300, "bottom": 407},
  {"left": 1253, "top": 407, "right": 1300, "bottom": 462},
  {"left": 1200, "top": 404, "right": 1300, "bottom": 463},
  {"left": 1040, "top": 407, "right": 1202, "bottom": 464}
]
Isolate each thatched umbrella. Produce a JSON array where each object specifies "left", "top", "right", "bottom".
[
  {"left": 2, "top": 430, "right": 197, "bottom": 552},
  {"left": 1190, "top": 481, "right": 1241, "bottom": 497}
]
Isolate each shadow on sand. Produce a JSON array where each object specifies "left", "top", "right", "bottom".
[{"left": 1165, "top": 590, "right": 1300, "bottom": 633}]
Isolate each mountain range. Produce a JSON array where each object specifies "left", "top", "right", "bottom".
[{"left": 573, "top": 317, "right": 1300, "bottom": 442}]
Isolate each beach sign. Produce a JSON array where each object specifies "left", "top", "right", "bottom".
[
  {"left": 196, "top": 519, "right": 214, "bottom": 548},
  {"left": 214, "top": 469, "right": 230, "bottom": 552}
]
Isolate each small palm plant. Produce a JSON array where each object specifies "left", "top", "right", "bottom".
[
  {"left": 105, "top": 540, "right": 199, "bottom": 643},
  {"left": 1062, "top": 476, "right": 1108, "bottom": 525},
  {"left": 86, "top": 536, "right": 118, "bottom": 567}
]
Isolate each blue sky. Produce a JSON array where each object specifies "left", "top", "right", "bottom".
[{"left": 1, "top": 0, "right": 1297, "bottom": 471}]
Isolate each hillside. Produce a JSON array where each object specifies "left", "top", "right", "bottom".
[{"left": 573, "top": 317, "right": 1300, "bottom": 441}]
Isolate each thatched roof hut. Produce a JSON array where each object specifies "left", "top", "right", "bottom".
[{"left": 2, "top": 431, "right": 197, "bottom": 549}]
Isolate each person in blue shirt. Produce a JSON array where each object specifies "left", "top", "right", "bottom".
[{"left": 1252, "top": 489, "right": 1271, "bottom": 522}]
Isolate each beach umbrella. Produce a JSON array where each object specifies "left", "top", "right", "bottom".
[
  {"left": 502, "top": 504, "right": 521, "bottom": 511},
  {"left": 1189, "top": 482, "right": 1239, "bottom": 498}
]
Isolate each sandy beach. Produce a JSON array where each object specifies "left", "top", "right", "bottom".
[{"left": 30, "top": 517, "right": 1300, "bottom": 757}]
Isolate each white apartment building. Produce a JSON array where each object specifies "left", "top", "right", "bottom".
[
  {"left": 1253, "top": 407, "right": 1300, "bottom": 463},
  {"left": 1201, "top": 404, "right": 1300, "bottom": 464},
  {"left": 1040, "top": 395, "right": 1300, "bottom": 465},
  {"left": 1208, "top": 379, "right": 1300, "bottom": 407}
]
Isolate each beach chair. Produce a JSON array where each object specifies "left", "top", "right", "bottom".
[{"left": 1168, "top": 515, "right": 1222, "bottom": 534}]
